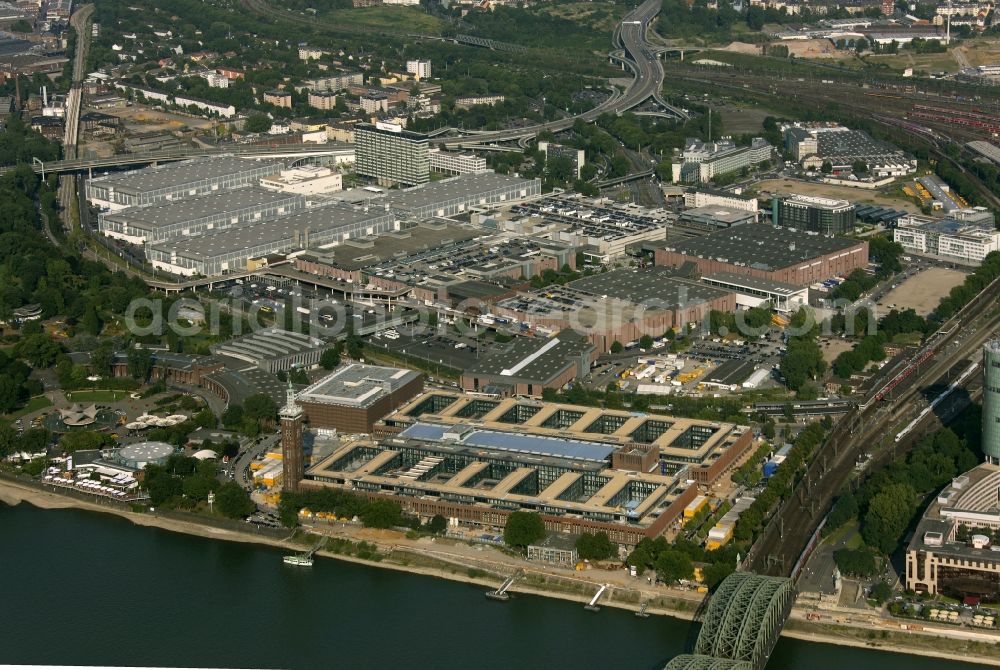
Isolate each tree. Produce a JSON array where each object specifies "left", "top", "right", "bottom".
[
  {"left": 0, "top": 376, "right": 19, "bottom": 413},
  {"left": 852, "top": 159, "right": 868, "bottom": 175},
  {"left": 0, "top": 424, "right": 17, "bottom": 457},
  {"left": 855, "top": 37, "right": 869, "bottom": 52},
  {"left": 215, "top": 481, "right": 255, "bottom": 519},
  {"left": 870, "top": 581, "right": 893, "bottom": 604},
  {"left": 361, "top": 499, "right": 403, "bottom": 528},
  {"left": 127, "top": 347, "right": 153, "bottom": 380},
  {"left": 320, "top": 345, "right": 341, "bottom": 370},
  {"left": 221, "top": 404, "right": 244, "bottom": 429},
  {"left": 862, "top": 482, "right": 916, "bottom": 554},
  {"left": 426, "top": 514, "right": 448, "bottom": 534},
  {"left": 16, "top": 334, "right": 62, "bottom": 367},
  {"left": 244, "top": 393, "right": 278, "bottom": 424},
  {"left": 820, "top": 160, "right": 833, "bottom": 174},
  {"left": 639, "top": 334, "right": 654, "bottom": 350},
  {"left": 244, "top": 113, "right": 272, "bottom": 133},
  {"left": 576, "top": 531, "right": 617, "bottom": 561},
  {"left": 834, "top": 546, "right": 880, "bottom": 577},
  {"left": 89, "top": 344, "right": 114, "bottom": 377},
  {"left": 655, "top": 550, "right": 694, "bottom": 584},
  {"left": 610, "top": 341, "right": 624, "bottom": 354},
  {"left": 503, "top": 511, "right": 546, "bottom": 549},
  {"left": 81, "top": 305, "right": 102, "bottom": 336},
  {"left": 10, "top": 19, "right": 32, "bottom": 32},
  {"left": 746, "top": 5, "right": 765, "bottom": 29},
  {"left": 655, "top": 159, "right": 672, "bottom": 181}
]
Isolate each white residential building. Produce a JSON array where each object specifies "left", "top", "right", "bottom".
[{"left": 406, "top": 59, "right": 432, "bottom": 80}]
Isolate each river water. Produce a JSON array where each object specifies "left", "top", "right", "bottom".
[{"left": 0, "top": 503, "right": 992, "bottom": 670}]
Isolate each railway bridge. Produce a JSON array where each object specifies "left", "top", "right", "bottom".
[{"left": 664, "top": 572, "right": 796, "bottom": 670}]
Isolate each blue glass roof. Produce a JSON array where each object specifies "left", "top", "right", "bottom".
[{"left": 398, "top": 422, "right": 616, "bottom": 463}]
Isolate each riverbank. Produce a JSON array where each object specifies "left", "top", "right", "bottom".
[{"left": 2, "top": 478, "right": 998, "bottom": 666}]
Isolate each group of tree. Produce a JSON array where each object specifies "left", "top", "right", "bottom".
[
  {"left": 143, "top": 454, "right": 253, "bottom": 518},
  {"left": 503, "top": 511, "right": 546, "bottom": 550},
  {"left": 220, "top": 393, "right": 279, "bottom": 437},
  {"left": 278, "top": 487, "right": 416, "bottom": 530},
  {"left": 824, "top": 426, "right": 980, "bottom": 560},
  {"left": 778, "top": 308, "right": 826, "bottom": 393},
  {"left": 575, "top": 531, "right": 617, "bottom": 561},
  {"left": 626, "top": 535, "right": 737, "bottom": 589}
]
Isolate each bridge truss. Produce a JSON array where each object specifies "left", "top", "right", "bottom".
[
  {"left": 690, "top": 572, "right": 796, "bottom": 670},
  {"left": 663, "top": 655, "right": 752, "bottom": 670}
]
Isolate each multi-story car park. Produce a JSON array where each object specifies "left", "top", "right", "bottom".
[
  {"left": 97, "top": 188, "right": 305, "bottom": 244},
  {"left": 655, "top": 225, "right": 869, "bottom": 287},
  {"left": 494, "top": 267, "right": 735, "bottom": 353},
  {"left": 300, "top": 393, "right": 753, "bottom": 547},
  {"left": 893, "top": 215, "right": 1000, "bottom": 265},
  {"left": 773, "top": 194, "right": 856, "bottom": 235},
  {"left": 85, "top": 157, "right": 283, "bottom": 211},
  {"left": 146, "top": 204, "right": 396, "bottom": 276}
]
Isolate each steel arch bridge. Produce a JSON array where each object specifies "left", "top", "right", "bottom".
[
  {"left": 663, "top": 655, "right": 752, "bottom": 670},
  {"left": 691, "top": 572, "right": 796, "bottom": 670}
]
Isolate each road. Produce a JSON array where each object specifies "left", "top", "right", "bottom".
[{"left": 231, "top": 432, "right": 281, "bottom": 490}]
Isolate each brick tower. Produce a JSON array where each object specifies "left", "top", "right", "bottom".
[{"left": 280, "top": 379, "right": 304, "bottom": 492}]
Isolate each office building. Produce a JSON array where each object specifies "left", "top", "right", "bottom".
[
  {"left": 774, "top": 194, "right": 856, "bottom": 235},
  {"left": 355, "top": 122, "right": 429, "bottom": 186},
  {"left": 906, "top": 464, "right": 1000, "bottom": 600},
  {"left": 428, "top": 149, "right": 488, "bottom": 175},
  {"left": 894, "top": 215, "right": 1000, "bottom": 265},
  {"left": 672, "top": 137, "right": 773, "bottom": 184},
  {"left": 85, "top": 157, "right": 283, "bottom": 211},
  {"left": 259, "top": 166, "right": 343, "bottom": 195},
  {"left": 985, "top": 341, "right": 1000, "bottom": 466},
  {"left": 296, "top": 363, "right": 424, "bottom": 433},
  {"left": 684, "top": 188, "right": 758, "bottom": 215}
]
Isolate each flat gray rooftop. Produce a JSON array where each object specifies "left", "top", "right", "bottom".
[
  {"left": 212, "top": 328, "right": 326, "bottom": 362},
  {"left": 465, "top": 331, "right": 592, "bottom": 384},
  {"left": 102, "top": 188, "right": 303, "bottom": 230},
  {"left": 300, "top": 222, "right": 482, "bottom": 271},
  {"left": 298, "top": 363, "right": 420, "bottom": 408},
  {"left": 568, "top": 267, "right": 731, "bottom": 308},
  {"left": 398, "top": 421, "right": 616, "bottom": 463},
  {"left": 663, "top": 225, "right": 862, "bottom": 271},
  {"left": 151, "top": 203, "right": 392, "bottom": 262},
  {"left": 703, "top": 272, "right": 803, "bottom": 296},
  {"left": 381, "top": 173, "right": 539, "bottom": 211},
  {"left": 89, "top": 156, "right": 283, "bottom": 196}
]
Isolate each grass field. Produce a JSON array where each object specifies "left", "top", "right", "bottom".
[
  {"left": 309, "top": 6, "right": 446, "bottom": 35},
  {"left": 3, "top": 396, "right": 53, "bottom": 421},
  {"left": 66, "top": 390, "right": 130, "bottom": 403}
]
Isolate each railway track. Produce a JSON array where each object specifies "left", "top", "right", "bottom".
[{"left": 747, "top": 279, "right": 1000, "bottom": 576}]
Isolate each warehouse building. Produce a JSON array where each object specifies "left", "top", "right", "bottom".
[
  {"left": 85, "top": 157, "right": 283, "bottom": 210},
  {"left": 296, "top": 363, "right": 424, "bottom": 433},
  {"left": 303, "top": 393, "right": 753, "bottom": 546},
  {"left": 656, "top": 226, "right": 869, "bottom": 287},
  {"left": 495, "top": 267, "right": 735, "bottom": 353},
  {"left": 906, "top": 464, "right": 1000, "bottom": 600},
  {"left": 355, "top": 121, "right": 429, "bottom": 186},
  {"left": 210, "top": 328, "right": 329, "bottom": 373},
  {"left": 146, "top": 203, "right": 395, "bottom": 276},
  {"left": 893, "top": 215, "right": 1000, "bottom": 265},
  {"left": 459, "top": 329, "right": 597, "bottom": 397},
  {"left": 773, "top": 194, "right": 856, "bottom": 235},
  {"left": 97, "top": 188, "right": 305, "bottom": 244}
]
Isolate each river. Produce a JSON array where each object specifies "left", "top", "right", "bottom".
[{"left": 0, "top": 503, "right": 992, "bottom": 670}]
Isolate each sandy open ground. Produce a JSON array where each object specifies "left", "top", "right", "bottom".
[
  {"left": 820, "top": 338, "right": 855, "bottom": 365},
  {"left": 753, "top": 179, "right": 922, "bottom": 214},
  {"left": 879, "top": 267, "right": 968, "bottom": 316}
]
